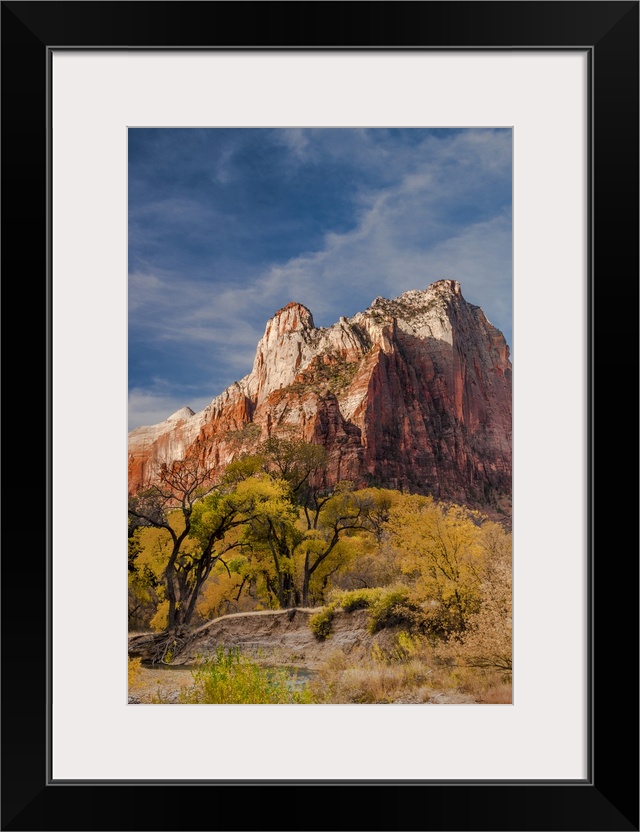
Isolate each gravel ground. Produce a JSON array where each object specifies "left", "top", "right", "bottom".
[{"left": 128, "top": 664, "right": 197, "bottom": 704}]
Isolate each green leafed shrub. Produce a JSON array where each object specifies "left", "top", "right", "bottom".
[
  {"left": 367, "top": 587, "right": 428, "bottom": 635},
  {"left": 179, "top": 646, "right": 312, "bottom": 704},
  {"left": 309, "top": 604, "right": 337, "bottom": 640},
  {"left": 336, "top": 587, "right": 383, "bottom": 612}
]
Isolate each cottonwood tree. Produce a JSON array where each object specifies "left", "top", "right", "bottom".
[
  {"left": 221, "top": 437, "right": 329, "bottom": 608},
  {"left": 127, "top": 531, "right": 161, "bottom": 629},
  {"left": 257, "top": 437, "right": 385, "bottom": 605},
  {"left": 386, "top": 495, "right": 492, "bottom": 635},
  {"left": 128, "top": 457, "right": 253, "bottom": 635},
  {"left": 297, "top": 485, "right": 395, "bottom": 606},
  {"left": 450, "top": 522, "right": 512, "bottom": 674},
  {"left": 237, "top": 474, "right": 303, "bottom": 609},
  {"left": 235, "top": 478, "right": 394, "bottom": 608},
  {"left": 258, "top": 435, "right": 328, "bottom": 500}
]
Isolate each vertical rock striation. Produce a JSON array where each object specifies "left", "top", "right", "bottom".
[{"left": 128, "top": 280, "right": 512, "bottom": 506}]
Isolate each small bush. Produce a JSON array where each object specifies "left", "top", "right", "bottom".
[
  {"left": 338, "top": 587, "right": 383, "bottom": 612},
  {"left": 391, "top": 630, "right": 423, "bottom": 661},
  {"left": 309, "top": 604, "right": 337, "bottom": 639},
  {"left": 310, "top": 587, "right": 433, "bottom": 640},
  {"left": 368, "top": 587, "right": 426, "bottom": 634},
  {"left": 180, "top": 646, "right": 313, "bottom": 704}
]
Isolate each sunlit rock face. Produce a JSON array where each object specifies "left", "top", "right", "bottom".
[{"left": 128, "top": 280, "right": 512, "bottom": 506}]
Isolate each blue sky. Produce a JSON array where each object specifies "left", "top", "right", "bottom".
[{"left": 129, "top": 128, "right": 512, "bottom": 431}]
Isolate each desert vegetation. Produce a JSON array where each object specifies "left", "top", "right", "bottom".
[{"left": 128, "top": 438, "right": 512, "bottom": 703}]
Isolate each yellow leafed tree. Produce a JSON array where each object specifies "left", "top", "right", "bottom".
[
  {"left": 451, "top": 522, "right": 512, "bottom": 674},
  {"left": 386, "top": 494, "right": 492, "bottom": 635}
]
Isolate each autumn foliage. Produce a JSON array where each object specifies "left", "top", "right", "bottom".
[{"left": 128, "top": 441, "right": 512, "bottom": 700}]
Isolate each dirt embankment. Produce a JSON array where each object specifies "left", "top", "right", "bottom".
[{"left": 128, "top": 607, "right": 381, "bottom": 669}]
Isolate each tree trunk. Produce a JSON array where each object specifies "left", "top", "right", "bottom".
[
  {"left": 302, "top": 551, "right": 311, "bottom": 606},
  {"left": 280, "top": 573, "right": 297, "bottom": 608}
]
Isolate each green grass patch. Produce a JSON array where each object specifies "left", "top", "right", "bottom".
[{"left": 179, "top": 646, "right": 313, "bottom": 704}]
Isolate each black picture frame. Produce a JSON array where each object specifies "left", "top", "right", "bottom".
[{"left": 2, "top": 2, "right": 638, "bottom": 830}]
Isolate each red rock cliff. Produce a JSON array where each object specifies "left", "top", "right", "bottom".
[{"left": 128, "top": 280, "right": 512, "bottom": 506}]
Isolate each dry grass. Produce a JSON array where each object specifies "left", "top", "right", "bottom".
[
  {"left": 311, "top": 654, "right": 433, "bottom": 703},
  {"left": 452, "top": 669, "right": 512, "bottom": 703},
  {"left": 475, "top": 684, "right": 512, "bottom": 704},
  {"left": 309, "top": 635, "right": 512, "bottom": 704},
  {"left": 128, "top": 630, "right": 512, "bottom": 705}
]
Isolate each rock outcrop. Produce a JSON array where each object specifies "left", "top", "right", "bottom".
[{"left": 128, "top": 280, "right": 512, "bottom": 506}]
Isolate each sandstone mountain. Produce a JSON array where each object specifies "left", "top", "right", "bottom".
[{"left": 128, "top": 280, "right": 512, "bottom": 507}]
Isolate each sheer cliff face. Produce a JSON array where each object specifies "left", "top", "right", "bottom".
[{"left": 128, "top": 280, "right": 512, "bottom": 504}]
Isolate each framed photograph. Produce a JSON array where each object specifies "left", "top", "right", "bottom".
[
  {"left": 125, "top": 123, "right": 516, "bottom": 706},
  {"left": 3, "top": 2, "right": 637, "bottom": 830}
]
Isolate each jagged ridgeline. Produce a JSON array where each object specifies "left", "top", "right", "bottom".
[{"left": 128, "top": 280, "right": 512, "bottom": 506}]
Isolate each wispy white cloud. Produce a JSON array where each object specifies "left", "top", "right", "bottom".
[
  {"left": 248, "top": 131, "right": 511, "bottom": 328},
  {"left": 129, "top": 128, "right": 512, "bottom": 429},
  {"left": 129, "top": 270, "right": 262, "bottom": 356},
  {"left": 276, "top": 128, "right": 311, "bottom": 161}
]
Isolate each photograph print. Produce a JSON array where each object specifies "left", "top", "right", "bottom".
[{"left": 127, "top": 127, "right": 513, "bottom": 705}]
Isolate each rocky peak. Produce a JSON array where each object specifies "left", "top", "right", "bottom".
[
  {"left": 364, "top": 280, "right": 468, "bottom": 346},
  {"left": 245, "top": 303, "right": 319, "bottom": 404},
  {"left": 129, "top": 279, "right": 512, "bottom": 509},
  {"left": 430, "top": 278, "right": 461, "bottom": 296},
  {"left": 270, "top": 302, "right": 315, "bottom": 335},
  {"left": 368, "top": 279, "right": 460, "bottom": 316},
  {"left": 167, "top": 406, "right": 195, "bottom": 422}
]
